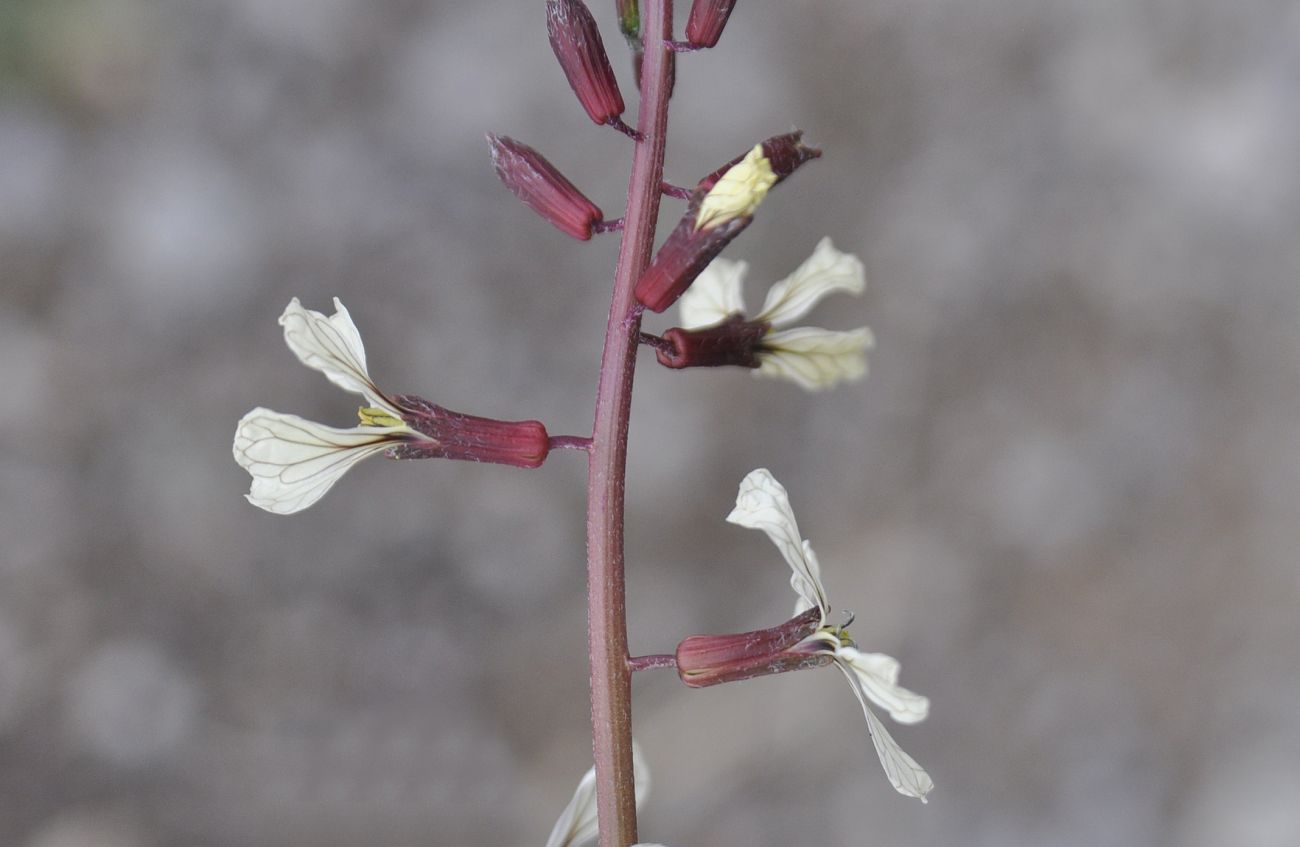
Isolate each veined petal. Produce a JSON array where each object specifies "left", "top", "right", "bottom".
[
  {"left": 755, "top": 238, "right": 866, "bottom": 326},
  {"left": 695, "top": 145, "right": 777, "bottom": 231},
  {"left": 678, "top": 258, "right": 749, "bottom": 329},
  {"left": 545, "top": 741, "right": 650, "bottom": 847},
  {"left": 279, "top": 297, "right": 394, "bottom": 412},
  {"left": 757, "top": 326, "right": 874, "bottom": 391},
  {"left": 836, "top": 646, "right": 930, "bottom": 725},
  {"left": 834, "top": 659, "right": 934, "bottom": 802},
  {"left": 233, "top": 407, "right": 408, "bottom": 515},
  {"left": 726, "top": 469, "right": 830, "bottom": 618}
]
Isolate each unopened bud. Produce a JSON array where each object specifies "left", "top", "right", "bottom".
[
  {"left": 656, "top": 315, "right": 769, "bottom": 369},
  {"left": 488, "top": 134, "right": 603, "bottom": 240},
  {"left": 386, "top": 395, "right": 550, "bottom": 469},
  {"left": 676, "top": 608, "right": 832, "bottom": 688},
  {"left": 616, "top": 0, "right": 639, "bottom": 38},
  {"left": 547, "top": 0, "right": 626, "bottom": 126},
  {"left": 685, "top": 0, "right": 738, "bottom": 49}
]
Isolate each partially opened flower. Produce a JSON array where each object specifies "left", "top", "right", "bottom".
[
  {"left": 233, "top": 299, "right": 550, "bottom": 515},
  {"left": 653, "top": 238, "right": 873, "bottom": 391},
  {"left": 546, "top": 741, "right": 650, "bottom": 847},
  {"left": 677, "top": 469, "right": 933, "bottom": 801}
]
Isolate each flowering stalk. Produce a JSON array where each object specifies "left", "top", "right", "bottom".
[{"left": 584, "top": 0, "right": 673, "bottom": 843}]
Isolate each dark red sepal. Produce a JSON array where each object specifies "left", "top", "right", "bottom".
[
  {"left": 546, "top": 0, "right": 626, "bottom": 126},
  {"left": 488, "top": 134, "right": 603, "bottom": 240},
  {"left": 386, "top": 395, "right": 550, "bottom": 469},
  {"left": 675, "top": 608, "right": 833, "bottom": 688},
  {"left": 656, "top": 315, "right": 770, "bottom": 369},
  {"left": 685, "top": 0, "right": 738, "bottom": 49},
  {"left": 634, "top": 208, "right": 751, "bottom": 313}
]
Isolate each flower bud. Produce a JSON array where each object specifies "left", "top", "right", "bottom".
[
  {"left": 656, "top": 315, "right": 769, "bottom": 369},
  {"left": 386, "top": 395, "right": 550, "bottom": 468},
  {"left": 547, "top": 0, "right": 626, "bottom": 126},
  {"left": 616, "top": 0, "right": 639, "bottom": 39},
  {"left": 488, "top": 134, "right": 603, "bottom": 240},
  {"left": 685, "top": 0, "right": 738, "bottom": 49},
  {"left": 676, "top": 608, "right": 832, "bottom": 688}
]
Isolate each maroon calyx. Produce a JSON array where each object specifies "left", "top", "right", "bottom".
[
  {"left": 685, "top": 0, "right": 738, "bottom": 49},
  {"left": 488, "top": 134, "right": 603, "bottom": 240},
  {"left": 386, "top": 395, "right": 550, "bottom": 469},
  {"left": 546, "top": 0, "right": 625, "bottom": 127},
  {"left": 675, "top": 608, "right": 833, "bottom": 688},
  {"left": 655, "top": 315, "right": 770, "bottom": 369}
]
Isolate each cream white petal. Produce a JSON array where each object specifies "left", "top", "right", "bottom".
[
  {"left": 279, "top": 297, "right": 395, "bottom": 411},
  {"left": 232, "top": 407, "right": 407, "bottom": 515},
  {"left": 679, "top": 258, "right": 749, "bottom": 329},
  {"left": 545, "top": 742, "right": 650, "bottom": 847},
  {"left": 836, "top": 646, "right": 931, "bottom": 725},
  {"left": 834, "top": 659, "right": 934, "bottom": 802},
  {"left": 726, "top": 469, "right": 829, "bottom": 618},
  {"left": 694, "top": 145, "right": 777, "bottom": 231},
  {"left": 756, "top": 326, "right": 874, "bottom": 391},
  {"left": 755, "top": 238, "right": 866, "bottom": 327}
]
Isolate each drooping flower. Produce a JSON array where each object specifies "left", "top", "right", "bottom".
[
  {"left": 676, "top": 469, "right": 933, "bottom": 801},
  {"left": 546, "top": 741, "right": 650, "bottom": 847},
  {"left": 232, "top": 299, "right": 550, "bottom": 515},
  {"left": 654, "top": 238, "right": 873, "bottom": 391}
]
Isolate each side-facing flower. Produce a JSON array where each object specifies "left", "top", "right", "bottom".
[
  {"left": 655, "top": 238, "right": 873, "bottom": 391},
  {"left": 677, "top": 469, "right": 933, "bottom": 801},
  {"left": 546, "top": 741, "right": 650, "bottom": 847},
  {"left": 233, "top": 299, "right": 550, "bottom": 515}
]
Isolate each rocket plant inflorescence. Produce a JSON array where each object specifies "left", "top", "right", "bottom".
[{"left": 231, "top": 1, "right": 930, "bottom": 845}]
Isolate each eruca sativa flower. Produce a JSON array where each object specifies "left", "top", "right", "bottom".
[{"left": 232, "top": 2, "right": 933, "bottom": 843}]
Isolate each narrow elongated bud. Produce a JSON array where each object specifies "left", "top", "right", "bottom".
[
  {"left": 685, "top": 0, "right": 738, "bottom": 49},
  {"left": 676, "top": 608, "right": 832, "bottom": 688},
  {"left": 656, "top": 315, "right": 769, "bottom": 369},
  {"left": 546, "top": 0, "right": 625, "bottom": 126},
  {"left": 386, "top": 395, "right": 550, "bottom": 468},
  {"left": 488, "top": 134, "right": 603, "bottom": 240}
]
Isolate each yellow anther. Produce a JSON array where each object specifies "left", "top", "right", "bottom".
[
  {"left": 695, "top": 145, "right": 777, "bottom": 231},
  {"left": 358, "top": 406, "right": 403, "bottom": 428}
]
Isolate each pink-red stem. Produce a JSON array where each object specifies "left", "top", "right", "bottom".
[{"left": 585, "top": 0, "right": 673, "bottom": 845}]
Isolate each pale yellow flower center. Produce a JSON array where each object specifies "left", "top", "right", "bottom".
[{"left": 358, "top": 406, "right": 403, "bottom": 428}]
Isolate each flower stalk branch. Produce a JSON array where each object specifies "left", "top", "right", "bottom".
[{"left": 584, "top": 0, "right": 673, "bottom": 844}]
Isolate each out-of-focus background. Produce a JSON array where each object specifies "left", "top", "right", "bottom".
[{"left": 2, "top": 0, "right": 1298, "bottom": 845}]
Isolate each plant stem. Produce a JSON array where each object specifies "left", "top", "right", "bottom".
[
  {"left": 585, "top": 1, "right": 673, "bottom": 845},
  {"left": 628, "top": 653, "right": 678, "bottom": 672}
]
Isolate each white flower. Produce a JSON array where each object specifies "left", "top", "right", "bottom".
[
  {"left": 726, "top": 468, "right": 934, "bottom": 801},
  {"left": 232, "top": 298, "right": 430, "bottom": 515},
  {"left": 546, "top": 742, "right": 651, "bottom": 847},
  {"left": 677, "top": 238, "right": 874, "bottom": 391}
]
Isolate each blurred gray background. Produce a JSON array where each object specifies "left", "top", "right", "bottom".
[{"left": 2, "top": 0, "right": 1299, "bottom": 845}]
